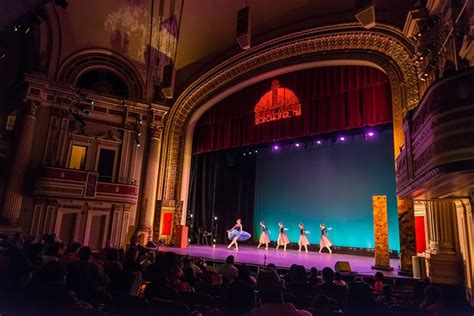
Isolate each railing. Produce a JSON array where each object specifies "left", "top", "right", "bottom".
[
  {"left": 396, "top": 68, "right": 474, "bottom": 199},
  {"left": 33, "top": 166, "right": 139, "bottom": 204}
]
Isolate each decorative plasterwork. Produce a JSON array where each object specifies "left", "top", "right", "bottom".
[{"left": 160, "top": 23, "right": 418, "bottom": 202}]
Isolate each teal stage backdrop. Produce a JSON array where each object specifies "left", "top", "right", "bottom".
[{"left": 254, "top": 129, "right": 400, "bottom": 251}]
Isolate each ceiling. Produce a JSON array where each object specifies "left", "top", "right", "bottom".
[{"left": 175, "top": 0, "right": 417, "bottom": 78}]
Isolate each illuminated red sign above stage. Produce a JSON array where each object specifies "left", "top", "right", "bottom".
[{"left": 254, "top": 80, "right": 302, "bottom": 125}]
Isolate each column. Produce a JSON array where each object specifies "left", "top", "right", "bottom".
[
  {"left": 424, "top": 200, "right": 463, "bottom": 285},
  {"left": 137, "top": 124, "right": 162, "bottom": 243},
  {"left": 398, "top": 198, "right": 416, "bottom": 275},
  {"left": 1, "top": 101, "right": 39, "bottom": 226},
  {"left": 372, "top": 196, "right": 392, "bottom": 270}
]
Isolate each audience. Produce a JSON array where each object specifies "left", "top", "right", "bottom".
[
  {"left": 373, "top": 272, "right": 384, "bottom": 292},
  {"left": 334, "top": 272, "right": 348, "bottom": 289},
  {"left": 217, "top": 255, "right": 238, "bottom": 284},
  {"left": 0, "top": 235, "right": 472, "bottom": 316},
  {"left": 248, "top": 267, "right": 311, "bottom": 315}
]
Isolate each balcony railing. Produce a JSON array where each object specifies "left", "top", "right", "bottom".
[
  {"left": 33, "top": 166, "right": 139, "bottom": 204},
  {"left": 396, "top": 68, "right": 474, "bottom": 199}
]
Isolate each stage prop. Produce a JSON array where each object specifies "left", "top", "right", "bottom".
[
  {"left": 335, "top": 261, "right": 352, "bottom": 272},
  {"left": 372, "top": 195, "right": 393, "bottom": 271},
  {"left": 174, "top": 225, "right": 189, "bottom": 248}
]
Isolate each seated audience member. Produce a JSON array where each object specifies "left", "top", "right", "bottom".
[
  {"left": 376, "top": 284, "right": 398, "bottom": 306},
  {"left": 247, "top": 268, "right": 311, "bottom": 316},
  {"left": 419, "top": 285, "right": 444, "bottom": 313},
  {"left": 346, "top": 280, "right": 390, "bottom": 316},
  {"left": 237, "top": 264, "right": 256, "bottom": 286},
  {"left": 312, "top": 295, "right": 338, "bottom": 316},
  {"left": 218, "top": 255, "right": 238, "bottom": 284},
  {"left": 29, "top": 261, "right": 95, "bottom": 313},
  {"left": 373, "top": 272, "right": 384, "bottom": 292},
  {"left": 66, "top": 246, "right": 110, "bottom": 303},
  {"left": 333, "top": 272, "right": 348, "bottom": 289},
  {"left": 145, "top": 251, "right": 193, "bottom": 300},
  {"left": 122, "top": 246, "right": 142, "bottom": 273},
  {"left": 183, "top": 255, "right": 203, "bottom": 275},
  {"left": 314, "top": 267, "right": 347, "bottom": 306},
  {"left": 225, "top": 279, "right": 256, "bottom": 315},
  {"left": 60, "top": 242, "right": 81, "bottom": 265},
  {"left": 308, "top": 267, "right": 320, "bottom": 288}
]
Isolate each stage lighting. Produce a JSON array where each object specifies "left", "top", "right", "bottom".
[
  {"left": 248, "top": 151, "right": 252, "bottom": 155},
  {"left": 365, "top": 131, "right": 376, "bottom": 139},
  {"left": 315, "top": 139, "right": 322, "bottom": 145},
  {"left": 272, "top": 144, "right": 280, "bottom": 152},
  {"left": 295, "top": 143, "right": 301, "bottom": 148},
  {"left": 190, "top": 214, "right": 193, "bottom": 218},
  {"left": 214, "top": 216, "right": 218, "bottom": 221},
  {"left": 339, "top": 136, "right": 346, "bottom": 142},
  {"left": 254, "top": 150, "right": 258, "bottom": 153},
  {"left": 243, "top": 153, "right": 246, "bottom": 156}
]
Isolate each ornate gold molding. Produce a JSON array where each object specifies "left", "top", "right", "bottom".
[{"left": 160, "top": 23, "right": 419, "bottom": 202}]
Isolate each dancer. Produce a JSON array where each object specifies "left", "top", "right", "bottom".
[
  {"left": 257, "top": 221, "right": 271, "bottom": 250},
  {"left": 276, "top": 222, "right": 290, "bottom": 251},
  {"left": 227, "top": 218, "right": 251, "bottom": 251},
  {"left": 297, "top": 223, "right": 310, "bottom": 252},
  {"left": 319, "top": 223, "right": 333, "bottom": 254}
]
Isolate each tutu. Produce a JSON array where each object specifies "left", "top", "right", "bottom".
[
  {"left": 298, "top": 235, "right": 310, "bottom": 246},
  {"left": 259, "top": 232, "right": 270, "bottom": 244},
  {"left": 228, "top": 229, "right": 252, "bottom": 241},
  {"left": 277, "top": 233, "right": 290, "bottom": 246},
  {"left": 320, "top": 235, "right": 332, "bottom": 248}
]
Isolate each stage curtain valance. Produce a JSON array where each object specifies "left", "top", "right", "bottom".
[{"left": 193, "top": 66, "right": 392, "bottom": 154}]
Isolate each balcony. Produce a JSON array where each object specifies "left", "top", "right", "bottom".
[
  {"left": 396, "top": 68, "right": 474, "bottom": 199},
  {"left": 33, "top": 167, "right": 139, "bottom": 204}
]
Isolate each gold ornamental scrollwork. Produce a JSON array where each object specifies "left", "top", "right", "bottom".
[{"left": 161, "top": 23, "right": 419, "bottom": 201}]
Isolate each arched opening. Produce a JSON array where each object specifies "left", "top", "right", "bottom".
[
  {"left": 76, "top": 68, "right": 130, "bottom": 99},
  {"left": 184, "top": 65, "right": 399, "bottom": 252}
]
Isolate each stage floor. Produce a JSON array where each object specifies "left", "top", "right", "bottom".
[{"left": 159, "top": 245, "right": 403, "bottom": 278}]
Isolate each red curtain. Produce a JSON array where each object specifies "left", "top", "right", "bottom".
[{"left": 193, "top": 66, "right": 392, "bottom": 154}]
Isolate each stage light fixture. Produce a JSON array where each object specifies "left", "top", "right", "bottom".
[
  {"left": 190, "top": 214, "right": 193, "bottom": 218},
  {"left": 365, "top": 131, "right": 376, "bottom": 139},
  {"left": 295, "top": 143, "right": 301, "bottom": 148},
  {"left": 315, "top": 140, "right": 322, "bottom": 145},
  {"left": 243, "top": 153, "right": 246, "bottom": 156},
  {"left": 339, "top": 136, "right": 346, "bottom": 142},
  {"left": 248, "top": 151, "right": 252, "bottom": 155},
  {"left": 214, "top": 216, "right": 218, "bottom": 221},
  {"left": 271, "top": 144, "right": 280, "bottom": 152},
  {"left": 254, "top": 150, "right": 258, "bottom": 153}
]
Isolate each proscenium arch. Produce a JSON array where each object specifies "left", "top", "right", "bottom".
[
  {"left": 56, "top": 48, "right": 146, "bottom": 101},
  {"left": 158, "top": 23, "right": 419, "bottom": 226}
]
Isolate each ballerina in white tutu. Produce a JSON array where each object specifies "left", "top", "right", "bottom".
[
  {"left": 297, "top": 223, "right": 311, "bottom": 252},
  {"left": 319, "top": 223, "right": 333, "bottom": 254},
  {"left": 276, "top": 222, "right": 290, "bottom": 251},
  {"left": 227, "top": 218, "right": 251, "bottom": 251},
  {"left": 257, "top": 221, "right": 271, "bottom": 250}
]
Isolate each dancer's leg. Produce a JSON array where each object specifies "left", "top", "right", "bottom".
[
  {"left": 304, "top": 245, "right": 308, "bottom": 252},
  {"left": 283, "top": 244, "right": 287, "bottom": 251},
  {"left": 298, "top": 243, "right": 302, "bottom": 251},
  {"left": 257, "top": 243, "right": 262, "bottom": 248},
  {"left": 265, "top": 243, "right": 268, "bottom": 250}
]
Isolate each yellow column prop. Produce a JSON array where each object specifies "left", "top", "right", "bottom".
[{"left": 372, "top": 195, "right": 393, "bottom": 271}]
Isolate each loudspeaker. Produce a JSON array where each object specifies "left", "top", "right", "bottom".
[
  {"left": 355, "top": 4, "right": 376, "bottom": 29},
  {"left": 174, "top": 225, "right": 189, "bottom": 248},
  {"left": 161, "top": 63, "right": 175, "bottom": 99},
  {"left": 236, "top": 6, "right": 251, "bottom": 50},
  {"left": 335, "top": 261, "right": 352, "bottom": 273}
]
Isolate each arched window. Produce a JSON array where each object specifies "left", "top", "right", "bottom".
[{"left": 76, "top": 69, "right": 129, "bottom": 99}]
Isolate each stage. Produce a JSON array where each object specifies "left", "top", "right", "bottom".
[{"left": 159, "top": 245, "right": 404, "bottom": 278}]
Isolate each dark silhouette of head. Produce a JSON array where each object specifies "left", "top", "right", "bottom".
[
  {"left": 322, "top": 267, "right": 335, "bottom": 283},
  {"left": 226, "top": 255, "right": 235, "bottom": 264},
  {"left": 78, "top": 246, "right": 92, "bottom": 262}
]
